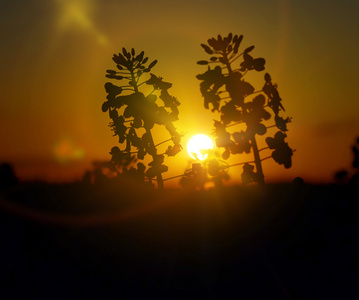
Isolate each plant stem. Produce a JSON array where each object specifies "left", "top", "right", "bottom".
[
  {"left": 228, "top": 155, "right": 271, "bottom": 168},
  {"left": 258, "top": 147, "right": 270, "bottom": 152},
  {"left": 250, "top": 135, "right": 265, "bottom": 185},
  {"left": 130, "top": 69, "right": 164, "bottom": 190},
  {"left": 225, "top": 121, "right": 245, "bottom": 128},
  {"left": 155, "top": 138, "right": 172, "bottom": 147},
  {"left": 146, "top": 127, "right": 164, "bottom": 190},
  {"left": 222, "top": 50, "right": 265, "bottom": 185}
]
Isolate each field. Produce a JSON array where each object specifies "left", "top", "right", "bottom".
[{"left": 0, "top": 182, "right": 358, "bottom": 299}]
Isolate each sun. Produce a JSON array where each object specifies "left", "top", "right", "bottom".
[{"left": 187, "top": 134, "right": 214, "bottom": 161}]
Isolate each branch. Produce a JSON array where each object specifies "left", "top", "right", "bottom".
[
  {"left": 244, "top": 90, "right": 264, "bottom": 98},
  {"left": 229, "top": 52, "right": 244, "bottom": 64},
  {"left": 118, "top": 88, "right": 135, "bottom": 92},
  {"left": 261, "top": 155, "right": 272, "bottom": 162},
  {"left": 225, "top": 121, "right": 245, "bottom": 128},
  {"left": 227, "top": 155, "right": 272, "bottom": 168},
  {"left": 228, "top": 160, "right": 255, "bottom": 168},
  {"left": 115, "top": 71, "right": 132, "bottom": 75},
  {"left": 137, "top": 81, "right": 148, "bottom": 88},
  {"left": 147, "top": 88, "right": 157, "bottom": 97},
  {"left": 219, "top": 96, "right": 232, "bottom": 100},
  {"left": 258, "top": 147, "right": 269, "bottom": 152},
  {"left": 163, "top": 174, "right": 185, "bottom": 182},
  {"left": 241, "top": 69, "right": 248, "bottom": 77},
  {"left": 155, "top": 138, "right": 172, "bottom": 147}
]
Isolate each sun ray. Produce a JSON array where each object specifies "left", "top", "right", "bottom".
[{"left": 55, "top": 0, "right": 108, "bottom": 45}]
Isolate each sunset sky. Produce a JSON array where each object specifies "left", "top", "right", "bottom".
[{"left": 1, "top": 0, "right": 358, "bottom": 185}]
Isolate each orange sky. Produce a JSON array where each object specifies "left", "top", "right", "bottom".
[{"left": 1, "top": 0, "right": 359, "bottom": 186}]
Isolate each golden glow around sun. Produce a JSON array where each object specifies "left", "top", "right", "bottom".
[{"left": 187, "top": 134, "right": 214, "bottom": 161}]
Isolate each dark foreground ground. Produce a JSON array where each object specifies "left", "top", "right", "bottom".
[{"left": 0, "top": 181, "right": 358, "bottom": 299}]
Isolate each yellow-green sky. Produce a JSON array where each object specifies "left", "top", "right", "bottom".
[{"left": 1, "top": 0, "right": 359, "bottom": 185}]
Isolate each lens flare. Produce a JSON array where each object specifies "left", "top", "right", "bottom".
[{"left": 53, "top": 138, "right": 84, "bottom": 164}]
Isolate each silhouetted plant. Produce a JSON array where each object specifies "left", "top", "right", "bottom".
[
  {"left": 334, "top": 136, "right": 359, "bottom": 185},
  {"left": 180, "top": 158, "right": 229, "bottom": 190},
  {"left": 180, "top": 163, "right": 207, "bottom": 190},
  {"left": 102, "top": 48, "right": 182, "bottom": 189},
  {"left": 197, "top": 33, "right": 293, "bottom": 185},
  {"left": 83, "top": 158, "right": 147, "bottom": 189},
  {"left": 0, "top": 162, "right": 18, "bottom": 188}
]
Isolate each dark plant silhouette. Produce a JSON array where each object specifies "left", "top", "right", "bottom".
[
  {"left": 197, "top": 33, "right": 293, "bottom": 185},
  {"left": 102, "top": 48, "right": 182, "bottom": 189},
  {"left": 334, "top": 136, "right": 359, "bottom": 185},
  {"left": 82, "top": 158, "right": 147, "bottom": 190},
  {"left": 0, "top": 162, "right": 18, "bottom": 188},
  {"left": 180, "top": 158, "right": 229, "bottom": 190}
]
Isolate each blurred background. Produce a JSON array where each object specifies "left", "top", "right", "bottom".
[{"left": 1, "top": 0, "right": 358, "bottom": 186}]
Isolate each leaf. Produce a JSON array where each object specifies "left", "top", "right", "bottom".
[
  {"left": 146, "top": 155, "right": 168, "bottom": 178},
  {"left": 122, "top": 47, "right": 130, "bottom": 59},
  {"left": 264, "top": 73, "right": 271, "bottom": 83},
  {"left": 244, "top": 45, "right": 255, "bottom": 53},
  {"left": 104, "top": 82, "right": 122, "bottom": 95},
  {"left": 102, "top": 101, "right": 109, "bottom": 112},
  {"left": 165, "top": 144, "right": 182, "bottom": 156},
  {"left": 241, "top": 163, "right": 257, "bottom": 185},
  {"left": 122, "top": 47, "right": 128, "bottom": 57},
  {"left": 201, "top": 44, "right": 213, "bottom": 54},
  {"left": 275, "top": 115, "right": 291, "bottom": 132},
  {"left": 265, "top": 131, "right": 293, "bottom": 168},
  {"left": 253, "top": 58, "right": 266, "bottom": 71},
  {"left": 125, "top": 137, "right": 131, "bottom": 152},
  {"left": 131, "top": 48, "right": 135, "bottom": 56},
  {"left": 215, "top": 134, "right": 231, "bottom": 148},
  {"left": 128, "top": 127, "right": 142, "bottom": 148},
  {"left": 146, "top": 167, "right": 157, "bottom": 179},
  {"left": 255, "top": 123, "right": 267, "bottom": 135},
  {"left": 113, "top": 53, "right": 128, "bottom": 67},
  {"left": 142, "top": 57, "right": 148, "bottom": 64},
  {"left": 116, "top": 64, "right": 124, "bottom": 70},
  {"left": 106, "top": 70, "right": 117, "bottom": 74},
  {"left": 197, "top": 60, "right": 208, "bottom": 65},
  {"left": 148, "top": 60, "right": 158, "bottom": 69},
  {"left": 133, "top": 116, "right": 142, "bottom": 129},
  {"left": 135, "top": 51, "right": 144, "bottom": 62},
  {"left": 137, "top": 149, "right": 145, "bottom": 160},
  {"left": 233, "top": 35, "right": 243, "bottom": 54},
  {"left": 146, "top": 94, "right": 157, "bottom": 102},
  {"left": 123, "top": 106, "right": 133, "bottom": 118},
  {"left": 208, "top": 38, "right": 216, "bottom": 48},
  {"left": 106, "top": 74, "right": 124, "bottom": 80},
  {"left": 219, "top": 57, "right": 226, "bottom": 64},
  {"left": 210, "top": 56, "right": 218, "bottom": 62},
  {"left": 165, "top": 122, "right": 176, "bottom": 136},
  {"left": 137, "top": 149, "right": 146, "bottom": 161},
  {"left": 208, "top": 159, "right": 220, "bottom": 176},
  {"left": 109, "top": 108, "right": 118, "bottom": 119},
  {"left": 222, "top": 149, "right": 230, "bottom": 160}
]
